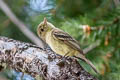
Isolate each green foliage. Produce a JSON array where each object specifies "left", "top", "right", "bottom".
[{"left": 0, "top": 0, "right": 120, "bottom": 80}]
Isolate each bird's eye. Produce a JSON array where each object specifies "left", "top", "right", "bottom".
[{"left": 41, "top": 29, "right": 44, "bottom": 31}]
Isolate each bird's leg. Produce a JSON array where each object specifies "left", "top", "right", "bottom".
[
  {"left": 57, "top": 52, "right": 70, "bottom": 67},
  {"left": 63, "top": 52, "right": 70, "bottom": 59},
  {"left": 64, "top": 52, "right": 69, "bottom": 57}
]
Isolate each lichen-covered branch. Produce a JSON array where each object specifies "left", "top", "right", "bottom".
[{"left": 0, "top": 36, "right": 98, "bottom": 80}]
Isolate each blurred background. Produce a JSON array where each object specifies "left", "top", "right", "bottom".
[{"left": 0, "top": 0, "right": 120, "bottom": 80}]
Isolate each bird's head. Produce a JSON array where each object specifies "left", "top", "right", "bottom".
[{"left": 37, "top": 18, "right": 55, "bottom": 41}]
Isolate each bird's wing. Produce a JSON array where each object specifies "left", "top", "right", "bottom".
[{"left": 52, "top": 29, "right": 83, "bottom": 54}]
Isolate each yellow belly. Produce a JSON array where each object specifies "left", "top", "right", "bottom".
[{"left": 46, "top": 31, "right": 77, "bottom": 56}]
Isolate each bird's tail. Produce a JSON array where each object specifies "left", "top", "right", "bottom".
[{"left": 76, "top": 53, "right": 98, "bottom": 73}]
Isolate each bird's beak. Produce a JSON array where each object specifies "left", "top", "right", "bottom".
[{"left": 43, "top": 17, "right": 47, "bottom": 25}]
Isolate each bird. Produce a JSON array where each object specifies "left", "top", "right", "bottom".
[{"left": 37, "top": 18, "right": 98, "bottom": 73}]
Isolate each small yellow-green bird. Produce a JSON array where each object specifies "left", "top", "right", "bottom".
[{"left": 37, "top": 18, "right": 98, "bottom": 73}]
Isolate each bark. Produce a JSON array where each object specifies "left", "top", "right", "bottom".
[{"left": 0, "top": 36, "right": 98, "bottom": 80}]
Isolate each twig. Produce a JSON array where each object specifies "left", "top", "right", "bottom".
[
  {"left": 0, "top": 36, "right": 98, "bottom": 80},
  {"left": 0, "top": 0, "right": 45, "bottom": 48},
  {"left": 113, "top": 0, "right": 120, "bottom": 7},
  {"left": 83, "top": 40, "right": 101, "bottom": 54}
]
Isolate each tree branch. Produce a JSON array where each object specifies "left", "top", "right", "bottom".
[
  {"left": 113, "top": 0, "right": 120, "bottom": 7},
  {"left": 0, "top": 0, "right": 45, "bottom": 48},
  {"left": 83, "top": 40, "right": 101, "bottom": 54},
  {"left": 0, "top": 36, "right": 98, "bottom": 80}
]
